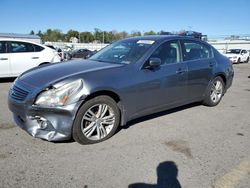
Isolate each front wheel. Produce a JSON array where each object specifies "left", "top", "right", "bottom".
[
  {"left": 73, "top": 96, "right": 120, "bottom": 144},
  {"left": 237, "top": 58, "right": 241, "bottom": 64},
  {"left": 203, "top": 77, "right": 225, "bottom": 106},
  {"left": 245, "top": 57, "right": 249, "bottom": 63}
]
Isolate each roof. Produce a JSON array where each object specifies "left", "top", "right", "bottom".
[
  {"left": 0, "top": 33, "right": 40, "bottom": 39},
  {"left": 0, "top": 38, "right": 48, "bottom": 47},
  {"left": 123, "top": 35, "right": 202, "bottom": 42}
]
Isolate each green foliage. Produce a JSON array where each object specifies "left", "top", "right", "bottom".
[
  {"left": 144, "top": 30, "right": 156, "bottom": 36},
  {"left": 42, "top": 29, "right": 64, "bottom": 42},
  {"left": 32, "top": 28, "right": 177, "bottom": 43},
  {"left": 66, "top": 29, "right": 79, "bottom": 42},
  {"left": 80, "top": 32, "right": 94, "bottom": 43},
  {"left": 29, "top": 30, "right": 35, "bottom": 35}
]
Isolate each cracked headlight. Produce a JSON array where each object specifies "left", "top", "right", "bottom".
[{"left": 35, "top": 79, "right": 82, "bottom": 107}]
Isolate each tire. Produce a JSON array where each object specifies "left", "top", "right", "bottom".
[
  {"left": 72, "top": 95, "right": 120, "bottom": 144},
  {"left": 203, "top": 76, "right": 225, "bottom": 107},
  {"left": 237, "top": 58, "right": 241, "bottom": 64},
  {"left": 245, "top": 57, "right": 249, "bottom": 63}
]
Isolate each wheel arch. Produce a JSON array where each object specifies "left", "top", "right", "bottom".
[
  {"left": 214, "top": 73, "right": 227, "bottom": 85},
  {"left": 84, "top": 90, "right": 121, "bottom": 103},
  {"left": 38, "top": 62, "right": 50, "bottom": 66},
  {"left": 203, "top": 72, "right": 227, "bottom": 98}
]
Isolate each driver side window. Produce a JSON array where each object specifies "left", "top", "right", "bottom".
[{"left": 151, "top": 40, "right": 181, "bottom": 65}]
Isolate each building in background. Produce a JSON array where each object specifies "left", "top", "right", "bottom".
[{"left": 0, "top": 33, "right": 41, "bottom": 44}]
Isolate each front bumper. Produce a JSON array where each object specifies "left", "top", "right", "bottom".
[{"left": 8, "top": 80, "right": 82, "bottom": 141}]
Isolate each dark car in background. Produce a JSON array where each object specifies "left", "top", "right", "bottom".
[
  {"left": 70, "top": 48, "right": 95, "bottom": 59},
  {"left": 8, "top": 36, "right": 234, "bottom": 144}
]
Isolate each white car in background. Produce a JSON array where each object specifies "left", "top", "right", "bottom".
[
  {"left": 0, "top": 39, "right": 61, "bottom": 78},
  {"left": 224, "top": 49, "right": 249, "bottom": 63}
]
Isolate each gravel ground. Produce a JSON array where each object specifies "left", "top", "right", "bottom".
[{"left": 0, "top": 63, "right": 250, "bottom": 188}]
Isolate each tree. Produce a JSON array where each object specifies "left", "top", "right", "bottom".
[
  {"left": 36, "top": 30, "right": 43, "bottom": 39},
  {"left": 29, "top": 30, "right": 35, "bottom": 35},
  {"left": 42, "top": 29, "right": 64, "bottom": 42},
  {"left": 80, "top": 32, "right": 94, "bottom": 43},
  {"left": 93, "top": 28, "right": 103, "bottom": 43},
  {"left": 66, "top": 29, "right": 79, "bottom": 42},
  {"left": 131, "top": 30, "right": 142, "bottom": 37},
  {"left": 144, "top": 30, "right": 156, "bottom": 36}
]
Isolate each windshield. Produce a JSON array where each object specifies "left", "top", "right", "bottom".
[
  {"left": 90, "top": 39, "right": 155, "bottom": 64},
  {"left": 226, "top": 49, "right": 241, "bottom": 54}
]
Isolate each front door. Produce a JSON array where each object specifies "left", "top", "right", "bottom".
[{"left": 134, "top": 40, "right": 188, "bottom": 115}]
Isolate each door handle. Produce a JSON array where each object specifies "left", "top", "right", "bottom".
[
  {"left": 209, "top": 62, "right": 215, "bottom": 67},
  {"left": 176, "top": 69, "right": 187, "bottom": 74},
  {"left": 32, "top": 57, "right": 39, "bottom": 59},
  {"left": 0, "top": 58, "right": 8, "bottom": 60}
]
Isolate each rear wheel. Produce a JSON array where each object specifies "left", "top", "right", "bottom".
[
  {"left": 203, "top": 77, "right": 225, "bottom": 106},
  {"left": 73, "top": 96, "right": 120, "bottom": 144}
]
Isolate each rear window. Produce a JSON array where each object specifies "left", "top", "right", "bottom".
[
  {"left": 10, "top": 41, "right": 35, "bottom": 53},
  {"left": 226, "top": 49, "right": 241, "bottom": 54},
  {"left": 182, "top": 40, "right": 213, "bottom": 61},
  {"left": 34, "top": 44, "right": 44, "bottom": 52}
]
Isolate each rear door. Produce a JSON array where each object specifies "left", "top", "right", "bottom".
[
  {"left": 0, "top": 41, "right": 10, "bottom": 77},
  {"left": 9, "top": 41, "right": 41, "bottom": 76},
  {"left": 180, "top": 39, "right": 214, "bottom": 101}
]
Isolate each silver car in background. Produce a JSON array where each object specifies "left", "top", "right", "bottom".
[{"left": 8, "top": 36, "right": 234, "bottom": 144}]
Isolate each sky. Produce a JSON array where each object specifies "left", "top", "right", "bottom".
[{"left": 1, "top": 0, "right": 250, "bottom": 37}]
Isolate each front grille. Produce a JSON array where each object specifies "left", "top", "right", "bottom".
[{"left": 11, "top": 85, "right": 29, "bottom": 101}]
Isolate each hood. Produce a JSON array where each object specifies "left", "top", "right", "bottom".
[{"left": 19, "top": 59, "right": 123, "bottom": 88}]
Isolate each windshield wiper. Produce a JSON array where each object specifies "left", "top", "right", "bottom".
[{"left": 91, "top": 59, "right": 117, "bottom": 64}]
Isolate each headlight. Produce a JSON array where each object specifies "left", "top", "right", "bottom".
[{"left": 35, "top": 79, "right": 82, "bottom": 107}]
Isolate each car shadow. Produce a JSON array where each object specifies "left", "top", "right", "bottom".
[
  {"left": 121, "top": 102, "right": 200, "bottom": 130},
  {"left": 128, "top": 161, "right": 182, "bottom": 188},
  {"left": 0, "top": 77, "right": 16, "bottom": 83},
  {"left": 51, "top": 138, "right": 75, "bottom": 144}
]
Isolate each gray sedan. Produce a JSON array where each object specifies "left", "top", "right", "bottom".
[{"left": 8, "top": 36, "right": 234, "bottom": 144}]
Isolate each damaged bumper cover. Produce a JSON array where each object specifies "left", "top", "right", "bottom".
[
  {"left": 9, "top": 99, "right": 82, "bottom": 141},
  {"left": 8, "top": 80, "right": 84, "bottom": 141}
]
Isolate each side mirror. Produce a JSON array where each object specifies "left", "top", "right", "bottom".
[{"left": 145, "top": 58, "right": 161, "bottom": 69}]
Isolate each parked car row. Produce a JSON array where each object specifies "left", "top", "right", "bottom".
[
  {"left": 0, "top": 39, "right": 61, "bottom": 78},
  {"left": 224, "top": 49, "right": 249, "bottom": 63},
  {"left": 68, "top": 48, "right": 96, "bottom": 59},
  {"left": 45, "top": 45, "right": 71, "bottom": 61},
  {"left": 45, "top": 44, "right": 97, "bottom": 60}
]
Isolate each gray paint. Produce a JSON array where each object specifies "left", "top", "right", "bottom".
[{"left": 8, "top": 36, "right": 234, "bottom": 141}]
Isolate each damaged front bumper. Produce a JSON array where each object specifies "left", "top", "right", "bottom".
[{"left": 8, "top": 80, "right": 83, "bottom": 141}]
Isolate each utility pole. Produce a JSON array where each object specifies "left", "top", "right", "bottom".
[{"left": 102, "top": 31, "right": 104, "bottom": 44}]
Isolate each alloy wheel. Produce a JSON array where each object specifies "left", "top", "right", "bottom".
[
  {"left": 80, "top": 104, "right": 115, "bottom": 140},
  {"left": 210, "top": 80, "right": 223, "bottom": 103}
]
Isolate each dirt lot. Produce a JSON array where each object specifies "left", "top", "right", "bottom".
[{"left": 0, "top": 63, "right": 250, "bottom": 188}]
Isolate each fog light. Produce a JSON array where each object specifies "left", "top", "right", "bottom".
[
  {"left": 39, "top": 120, "right": 48, "bottom": 129},
  {"left": 29, "top": 116, "right": 49, "bottom": 129}
]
